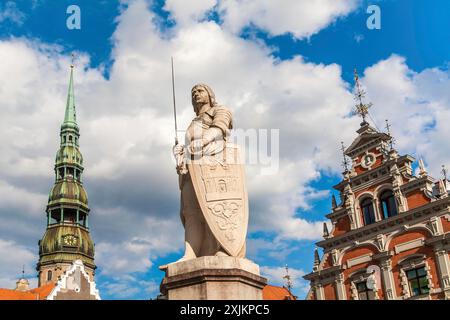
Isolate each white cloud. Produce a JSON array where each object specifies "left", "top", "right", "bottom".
[
  {"left": 0, "top": 239, "right": 37, "bottom": 289},
  {"left": 217, "top": 0, "right": 360, "bottom": 39},
  {"left": 0, "top": 1, "right": 26, "bottom": 26},
  {"left": 164, "top": 0, "right": 217, "bottom": 26},
  {"left": 361, "top": 55, "right": 450, "bottom": 178},
  {"left": 100, "top": 275, "right": 159, "bottom": 299},
  {"left": 162, "top": 0, "right": 360, "bottom": 39}
]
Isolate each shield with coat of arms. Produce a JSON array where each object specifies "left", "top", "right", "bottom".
[{"left": 187, "top": 143, "right": 248, "bottom": 257}]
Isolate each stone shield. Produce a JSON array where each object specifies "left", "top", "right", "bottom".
[{"left": 187, "top": 143, "right": 248, "bottom": 257}]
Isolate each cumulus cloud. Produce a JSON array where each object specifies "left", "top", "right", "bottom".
[
  {"left": 163, "top": 0, "right": 360, "bottom": 39},
  {"left": 361, "top": 55, "right": 450, "bottom": 177},
  {"left": 100, "top": 274, "right": 159, "bottom": 299},
  {"left": 217, "top": 0, "right": 360, "bottom": 39},
  {"left": 0, "top": 239, "right": 37, "bottom": 289},
  {"left": 164, "top": 0, "right": 217, "bottom": 26}
]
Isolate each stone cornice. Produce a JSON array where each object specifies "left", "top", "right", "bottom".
[
  {"left": 303, "top": 265, "right": 343, "bottom": 282},
  {"left": 317, "top": 197, "right": 450, "bottom": 250},
  {"left": 401, "top": 175, "right": 435, "bottom": 194},
  {"left": 425, "top": 233, "right": 450, "bottom": 246},
  {"left": 326, "top": 207, "right": 347, "bottom": 220}
]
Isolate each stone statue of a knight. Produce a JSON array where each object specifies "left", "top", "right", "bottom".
[{"left": 172, "top": 84, "right": 248, "bottom": 261}]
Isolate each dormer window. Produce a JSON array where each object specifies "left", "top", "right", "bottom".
[
  {"left": 361, "top": 198, "right": 376, "bottom": 225},
  {"left": 379, "top": 190, "right": 398, "bottom": 219}
]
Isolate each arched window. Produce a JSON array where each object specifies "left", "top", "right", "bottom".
[
  {"left": 379, "top": 190, "right": 398, "bottom": 219},
  {"left": 361, "top": 198, "right": 376, "bottom": 225},
  {"left": 47, "top": 270, "right": 52, "bottom": 281}
]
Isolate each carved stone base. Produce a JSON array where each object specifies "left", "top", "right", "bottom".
[{"left": 159, "top": 256, "right": 267, "bottom": 300}]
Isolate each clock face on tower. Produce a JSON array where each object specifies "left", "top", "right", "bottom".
[{"left": 63, "top": 234, "right": 78, "bottom": 246}]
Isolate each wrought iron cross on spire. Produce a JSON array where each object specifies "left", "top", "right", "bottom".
[
  {"left": 71, "top": 52, "right": 75, "bottom": 68},
  {"left": 353, "top": 69, "right": 373, "bottom": 123}
]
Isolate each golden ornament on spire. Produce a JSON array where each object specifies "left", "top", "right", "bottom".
[
  {"left": 70, "top": 52, "right": 75, "bottom": 69},
  {"left": 353, "top": 69, "right": 373, "bottom": 123}
]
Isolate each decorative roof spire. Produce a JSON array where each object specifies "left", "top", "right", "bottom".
[
  {"left": 384, "top": 119, "right": 395, "bottom": 150},
  {"left": 313, "top": 248, "right": 320, "bottom": 272},
  {"left": 340, "top": 141, "right": 350, "bottom": 173},
  {"left": 63, "top": 53, "right": 77, "bottom": 128},
  {"left": 442, "top": 165, "right": 448, "bottom": 190},
  {"left": 331, "top": 194, "right": 337, "bottom": 209},
  {"left": 323, "top": 222, "right": 330, "bottom": 238},
  {"left": 15, "top": 265, "right": 29, "bottom": 292},
  {"left": 353, "top": 69, "right": 373, "bottom": 125},
  {"left": 283, "top": 264, "right": 293, "bottom": 293},
  {"left": 418, "top": 158, "right": 427, "bottom": 177}
]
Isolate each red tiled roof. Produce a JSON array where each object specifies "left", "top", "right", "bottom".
[
  {"left": 263, "top": 285, "right": 296, "bottom": 300},
  {"left": 0, "top": 283, "right": 55, "bottom": 300}
]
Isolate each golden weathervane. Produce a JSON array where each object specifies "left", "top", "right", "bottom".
[{"left": 353, "top": 69, "right": 373, "bottom": 123}]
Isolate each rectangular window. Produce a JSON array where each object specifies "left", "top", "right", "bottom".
[
  {"left": 406, "top": 267, "right": 429, "bottom": 297},
  {"left": 356, "top": 282, "right": 375, "bottom": 300}
]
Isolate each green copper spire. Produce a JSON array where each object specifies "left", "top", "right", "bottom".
[
  {"left": 37, "top": 56, "right": 96, "bottom": 287},
  {"left": 63, "top": 64, "right": 77, "bottom": 128}
]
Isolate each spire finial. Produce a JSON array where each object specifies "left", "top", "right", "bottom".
[
  {"left": 323, "top": 222, "right": 330, "bottom": 238},
  {"left": 283, "top": 264, "right": 293, "bottom": 293},
  {"left": 442, "top": 165, "right": 448, "bottom": 187},
  {"left": 62, "top": 55, "right": 77, "bottom": 127},
  {"left": 340, "top": 141, "right": 350, "bottom": 172},
  {"left": 418, "top": 158, "right": 427, "bottom": 177},
  {"left": 353, "top": 69, "right": 373, "bottom": 125},
  {"left": 22, "top": 265, "right": 25, "bottom": 278},
  {"left": 331, "top": 194, "right": 337, "bottom": 209},
  {"left": 70, "top": 52, "right": 75, "bottom": 69},
  {"left": 313, "top": 248, "right": 320, "bottom": 271},
  {"left": 385, "top": 119, "right": 396, "bottom": 150}
]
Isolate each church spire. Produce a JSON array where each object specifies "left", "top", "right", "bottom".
[
  {"left": 62, "top": 54, "right": 78, "bottom": 129},
  {"left": 37, "top": 56, "right": 95, "bottom": 287}
]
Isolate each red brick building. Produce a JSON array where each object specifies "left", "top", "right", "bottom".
[{"left": 304, "top": 115, "right": 450, "bottom": 300}]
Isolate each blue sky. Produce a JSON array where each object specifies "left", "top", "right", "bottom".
[{"left": 0, "top": 0, "right": 449, "bottom": 300}]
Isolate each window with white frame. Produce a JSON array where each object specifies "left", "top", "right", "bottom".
[
  {"left": 379, "top": 189, "right": 398, "bottom": 219},
  {"left": 406, "top": 266, "right": 430, "bottom": 297},
  {"left": 398, "top": 254, "right": 433, "bottom": 299}
]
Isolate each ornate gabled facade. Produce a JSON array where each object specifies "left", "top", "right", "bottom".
[
  {"left": 304, "top": 72, "right": 450, "bottom": 300},
  {"left": 36, "top": 62, "right": 96, "bottom": 287}
]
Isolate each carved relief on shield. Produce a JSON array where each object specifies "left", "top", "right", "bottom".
[{"left": 208, "top": 200, "right": 242, "bottom": 242}]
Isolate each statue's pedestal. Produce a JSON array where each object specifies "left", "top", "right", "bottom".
[{"left": 159, "top": 256, "right": 267, "bottom": 300}]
